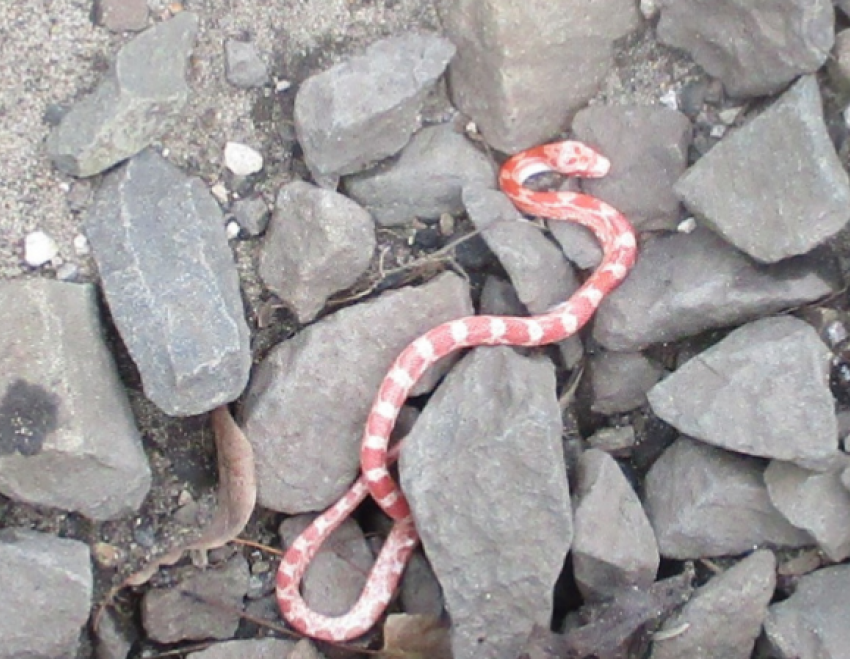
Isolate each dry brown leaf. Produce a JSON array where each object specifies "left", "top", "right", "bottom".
[
  {"left": 123, "top": 406, "right": 256, "bottom": 586},
  {"left": 379, "top": 614, "right": 452, "bottom": 659}
]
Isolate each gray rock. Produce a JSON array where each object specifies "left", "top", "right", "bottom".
[
  {"left": 586, "top": 425, "right": 637, "bottom": 457},
  {"left": 224, "top": 39, "right": 270, "bottom": 89},
  {"left": 279, "top": 515, "right": 373, "bottom": 617},
  {"left": 588, "top": 350, "right": 664, "bottom": 415},
  {"left": 593, "top": 228, "right": 838, "bottom": 351},
  {"left": 259, "top": 181, "right": 376, "bottom": 323},
  {"left": 400, "top": 550, "right": 444, "bottom": 617},
  {"left": 436, "top": 0, "right": 640, "bottom": 152},
  {"left": 232, "top": 195, "right": 270, "bottom": 236},
  {"left": 479, "top": 275, "right": 524, "bottom": 316},
  {"left": 657, "top": 0, "right": 833, "bottom": 97},
  {"left": 765, "top": 459, "right": 850, "bottom": 561},
  {"left": 572, "top": 105, "right": 692, "bottom": 232},
  {"left": 648, "top": 317, "right": 839, "bottom": 470},
  {"left": 572, "top": 449, "right": 659, "bottom": 601},
  {"left": 645, "top": 438, "right": 812, "bottom": 559},
  {"left": 0, "top": 280, "right": 150, "bottom": 519},
  {"left": 141, "top": 554, "right": 249, "bottom": 643},
  {"left": 400, "top": 348, "right": 570, "bottom": 659},
  {"left": 763, "top": 564, "right": 850, "bottom": 658},
  {"left": 827, "top": 29, "right": 850, "bottom": 99},
  {"left": 93, "top": 0, "right": 149, "bottom": 32},
  {"left": 242, "top": 272, "right": 473, "bottom": 513},
  {"left": 47, "top": 12, "right": 199, "bottom": 177},
  {"left": 675, "top": 77, "right": 850, "bottom": 263},
  {"left": 294, "top": 32, "right": 455, "bottom": 182},
  {"left": 650, "top": 550, "right": 776, "bottom": 659},
  {"left": 464, "top": 185, "right": 578, "bottom": 315},
  {"left": 464, "top": 185, "right": 583, "bottom": 364},
  {"left": 549, "top": 222, "right": 604, "bottom": 271},
  {"left": 0, "top": 529, "right": 92, "bottom": 659},
  {"left": 85, "top": 149, "right": 251, "bottom": 416},
  {"left": 94, "top": 607, "right": 137, "bottom": 659},
  {"left": 345, "top": 124, "right": 496, "bottom": 226},
  {"left": 188, "top": 638, "right": 300, "bottom": 659}
]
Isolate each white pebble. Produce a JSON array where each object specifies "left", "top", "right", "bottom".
[
  {"left": 24, "top": 231, "right": 59, "bottom": 267},
  {"left": 73, "top": 233, "right": 90, "bottom": 256},
  {"left": 224, "top": 142, "right": 264, "bottom": 176},
  {"left": 677, "top": 217, "right": 697, "bottom": 234},
  {"left": 659, "top": 88, "right": 679, "bottom": 110},
  {"left": 226, "top": 219, "right": 241, "bottom": 240}
]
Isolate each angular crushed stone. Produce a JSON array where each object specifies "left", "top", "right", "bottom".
[
  {"left": 294, "top": 32, "right": 455, "bottom": 181},
  {"left": 0, "top": 529, "right": 93, "bottom": 659},
  {"left": 242, "top": 272, "right": 473, "bottom": 513},
  {"left": 765, "top": 459, "right": 850, "bottom": 562},
  {"left": 657, "top": 0, "right": 833, "bottom": 97},
  {"left": 572, "top": 104, "right": 692, "bottom": 232},
  {"left": 436, "top": 0, "right": 640, "bottom": 152},
  {"left": 187, "top": 638, "right": 300, "bottom": 659},
  {"left": 763, "top": 564, "right": 850, "bottom": 658},
  {"left": 259, "top": 181, "right": 376, "bottom": 323},
  {"left": 588, "top": 350, "right": 664, "bottom": 415},
  {"left": 572, "top": 449, "right": 659, "bottom": 601},
  {"left": 650, "top": 550, "right": 776, "bottom": 659},
  {"left": 0, "top": 280, "right": 150, "bottom": 520},
  {"left": 645, "top": 438, "right": 812, "bottom": 559},
  {"left": 345, "top": 123, "right": 496, "bottom": 226},
  {"left": 675, "top": 76, "right": 850, "bottom": 263},
  {"left": 141, "top": 554, "right": 249, "bottom": 643},
  {"left": 47, "top": 12, "right": 199, "bottom": 177},
  {"left": 85, "top": 149, "right": 251, "bottom": 416},
  {"left": 400, "top": 347, "right": 570, "bottom": 659},
  {"left": 593, "top": 228, "right": 838, "bottom": 351},
  {"left": 647, "top": 316, "right": 839, "bottom": 470}
]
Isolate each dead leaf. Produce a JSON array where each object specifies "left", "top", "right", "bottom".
[
  {"left": 123, "top": 406, "right": 256, "bottom": 586},
  {"left": 379, "top": 614, "right": 452, "bottom": 659}
]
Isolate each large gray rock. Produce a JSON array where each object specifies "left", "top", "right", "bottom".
[
  {"left": 648, "top": 317, "right": 839, "bottom": 470},
  {"left": 645, "top": 438, "right": 812, "bottom": 559},
  {"left": 763, "top": 564, "right": 850, "bottom": 658},
  {"left": 400, "top": 347, "right": 570, "bottom": 659},
  {"left": 436, "top": 0, "right": 640, "bottom": 152},
  {"left": 294, "top": 32, "right": 455, "bottom": 183},
  {"left": 571, "top": 105, "right": 692, "bottom": 232},
  {"left": 85, "top": 149, "right": 251, "bottom": 416},
  {"left": 47, "top": 12, "right": 199, "bottom": 177},
  {"left": 572, "top": 449, "right": 659, "bottom": 601},
  {"left": 345, "top": 123, "right": 496, "bottom": 226},
  {"left": 0, "top": 529, "right": 93, "bottom": 659},
  {"left": 242, "top": 272, "right": 473, "bottom": 513},
  {"left": 675, "top": 76, "right": 850, "bottom": 263},
  {"left": 650, "top": 550, "right": 776, "bottom": 659},
  {"left": 765, "top": 459, "right": 850, "bottom": 561},
  {"left": 0, "top": 280, "right": 150, "bottom": 519},
  {"left": 657, "top": 0, "right": 833, "bottom": 97},
  {"left": 259, "top": 181, "right": 376, "bottom": 323},
  {"left": 141, "top": 554, "right": 249, "bottom": 643},
  {"left": 593, "top": 228, "right": 838, "bottom": 351}
]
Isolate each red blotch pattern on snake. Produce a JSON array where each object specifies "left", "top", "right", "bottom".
[{"left": 275, "top": 140, "right": 638, "bottom": 641}]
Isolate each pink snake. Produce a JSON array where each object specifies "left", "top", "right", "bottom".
[{"left": 276, "top": 140, "right": 637, "bottom": 641}]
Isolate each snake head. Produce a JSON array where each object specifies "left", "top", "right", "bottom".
[{"left": 545, "top": 141, "right": 611, "bottom": 178}]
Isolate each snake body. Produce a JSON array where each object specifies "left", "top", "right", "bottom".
[{"left": 276, "top": 140, "right": 637, "bottom": 642}]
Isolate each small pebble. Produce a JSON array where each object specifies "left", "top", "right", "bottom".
[
  {"left": 93, "top": 541, "right": 122, "bottom": 568},
  {"left": 56, "top": 262, "right": 79, "bottom": 281},
  {"left": 709, "top": 124, "right": 727, "bottom": 138},
  {"left": 659, "top": 88, "right": 679, "bottom": 110},
  {"left": 226, "top": 219, "right": 241, "bottom": 240},
  {"left": 224, "top": 142, "right": 264, "bottom": 176},
  {"left": 24, "top": 230, "right": 59, "bottom": 267},
  {"left": 210, "top": 182, "right": 229, "bottom": 205},
  {"left": 72, "top": 233, "right": 90, "bottom": 256},
  {"left": 677, "top": 217, "right": 697, "bottom": 233}
]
